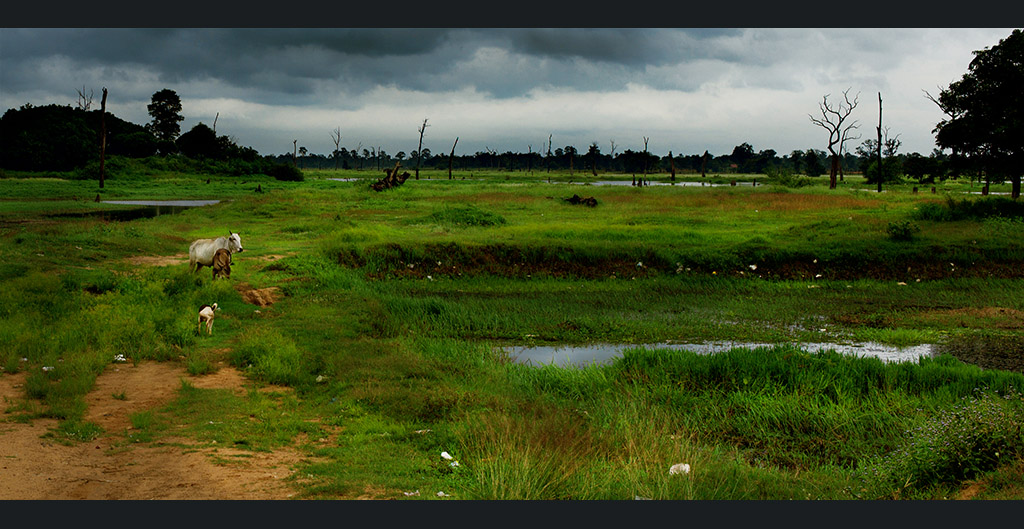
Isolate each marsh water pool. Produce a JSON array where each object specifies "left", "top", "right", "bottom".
[
  {"left": 49, "top": 200, "right": 222, "bottom": 222},
  {"left": 504, "top": 341, "right": 937, "bottom": 368}
]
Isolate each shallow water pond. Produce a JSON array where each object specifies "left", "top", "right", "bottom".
[
  {"left": 49, "top": 200, "right": 221, "bottom": 222},
  {"left": 504, "top": 341, "right": 937, "bottom": 368},
  {"left": 569, "top": 180, "right": 757, "bottom": 187}
]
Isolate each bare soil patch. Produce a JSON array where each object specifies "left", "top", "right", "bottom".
[
  {"left": 126, "top": 253, "right": 189, "bottom": 267},
  {"left": 235, "top": 282, "right": 283, "bottom": 307},
  {"left": 0, "top": 361, "right": 305, "bottom": 500}
]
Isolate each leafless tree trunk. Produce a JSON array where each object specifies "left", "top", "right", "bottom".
[
  {"left": 292, "top": 140, "right": 298, "bottom": 167},
  {"left": 701, "top": 150, "right": 708, "bottom": 177},
  {"left": 809, "top": 88, "right": 859, "bottom": 190},
  {"left": 415, "top": 118, "right": 429, "bottom": 180},
  {"left": 527, "top": 144, "right": 533, "bottom": 175},
  {"left": 98, "top": 88, "right": 107, "bottom": 188},
  {"left": 448, "top": 137, "right": 458, "bottom": 179},
  {"left": 642, "top": 136, "right": 650, "bottom": 178},
  {"left": 876, "top": 92, "right": 883, "bottom": 193},
  {"left": 213, "top": 112, "right": 219, "bottom": 135},
  {"left": 330, "top": 127, "right": 342, "bottom": 170},
  {"left": 546, "top": 134, "right": 553, "bottom": 174},
  {"left": 669, "top": 150, "right": 676, "bottom": 181}
]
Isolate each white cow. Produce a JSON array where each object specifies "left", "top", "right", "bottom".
[{"left": 189, "top": 232, "right": 243, "bottom": 273}]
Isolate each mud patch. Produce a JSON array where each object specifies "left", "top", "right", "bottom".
[
  {"left": 935, "top": 334, "right": 1024, "bottom": 373},
  {"left": 919, "top": 307, "right": 1024, "bottom": 330},
  {"left": 127, "top": 254, "right": 188, "bottom": 267},
  {"left": 235, "top": 282, "right": 283, "bottom": 307}
]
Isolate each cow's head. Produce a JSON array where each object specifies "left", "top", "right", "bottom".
[{"left": 228, "top": 232, "right": 243, "bottom": 253}]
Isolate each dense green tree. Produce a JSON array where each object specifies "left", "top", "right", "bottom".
[
  {"left": 0, "top": 104, "right": 155, "bottom": 171},
  {"left": 147, "top": 88, "right": 184, "bottom": 154},
  {"left": 803, "top": 149, "right": 826, "bottom": 177},
  {"left": 177, "top": 122, "right": 220, "bottom": 159},
  {"left": 931, "top": 29, "right": 1023, "bottom": 198}
]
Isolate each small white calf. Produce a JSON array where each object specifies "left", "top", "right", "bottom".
[{"left": 198, "top": 303, "right": 219, "bottom": 335}]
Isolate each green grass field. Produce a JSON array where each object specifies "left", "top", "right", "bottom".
[{"left": 2, "top": 165, "right": 1023, "bottom": 499}]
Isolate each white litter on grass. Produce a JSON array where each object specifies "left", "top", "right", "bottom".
[
  {"left": 315, "top": 375, "right": 327, "bottom": 383},
  {"left": 113, "top": 354, "right": 127, "bottom": 362},
  {"left": 669, "top": 463, "right": 691, "bottom": 476},
  {"left": 413, "top": 429, "right": 432, "bottom": 434},
  {"left": 403, "top": 490, "right": 420, "bottom": 497},
  {"left": 749, "top": 264, "right": 757, "bottom": 270},
  {"left": 41, "top": 366, "right": 54, "bottom": 372},
  {"left": 436, "top": 491, "right": 450, "bottom": 497},
  {"left": 441, "top": 451, "right": 453, "bottom": 460}
]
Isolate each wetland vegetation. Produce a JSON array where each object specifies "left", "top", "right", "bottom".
[{"left": 1, "top": 164, "right": 1023, "bottom": 500}]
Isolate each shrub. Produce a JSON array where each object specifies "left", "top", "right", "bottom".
[
  {"left": 886, "top": 220, "right": 920, "bottom": 241},
  {"left": 857, "top": 388, "right": 1024, "bottom": 497},
  {"left": 266, "top": 163, "right": 305, "bottom": 182}
]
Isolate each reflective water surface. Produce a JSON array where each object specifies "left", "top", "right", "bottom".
[{"left": 504, "top": 341, "right": 937, "bottom": 368}]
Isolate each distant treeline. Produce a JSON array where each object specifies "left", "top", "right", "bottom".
[
  {"left": 275, "top": 142, "right": 957, "bottom": 184},
  {"left": 2, "top": 103, "right": 958, "bottom": 185},
  {"left": 0, "top": 104, "right": 301, "bottom": 180}
]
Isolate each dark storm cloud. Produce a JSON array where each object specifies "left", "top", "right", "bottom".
[{"left": 1, "top": 28, "right": 748, "bottom": 103}]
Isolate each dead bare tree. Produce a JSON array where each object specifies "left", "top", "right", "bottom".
[
  {"left": 546, "top": 134, "right": 553, "bottom": 174},
  {"left": 415, "top": 118, "right": 429, "bottom": 180},
  {"left": 75, "top": 86, "right": 93, "bottom": 111},
  {"left": 668, "top": 151, "right": 676, "bottom": 181},
  {"left": 642, "top": 136, "right": 650, "bottom": 179},
  {"left": 98, "top": 88, "right": 107, "bottom": 189},
  {"left": 701, "top": 150, "right": 709, "bottom": 177},
  {"left": 330, "top": 127, "right": 342, "bottom": 170},
  {"left": 527, "top": 144, "right": 533, "bottom": 175},
  {"left": 213, "top": 112, "right": 219, "bottom": 134},
  {"left": 876, "top": 93, "right": 884, "bottom": 193},
  {"left": 809, "top": 88, "right": 860, "bottom": 189},
  {"left": 292, "top": 139, "right": 298, "bottom": 167},
  {"left": 448, "top": 137, "right": 459, "bottom": 179}
]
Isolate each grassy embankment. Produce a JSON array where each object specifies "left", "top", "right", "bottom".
[{"left": 1, "top": 166, "right": 1023, "bottom": 499}]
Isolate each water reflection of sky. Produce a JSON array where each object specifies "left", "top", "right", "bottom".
[
  {"left": 504, "top": 341, "right": 936, "bottom": 368},
  {"left": 101, "top": 200, "right": 221, "bottom": 206}
]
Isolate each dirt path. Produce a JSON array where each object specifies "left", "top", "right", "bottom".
[{"left": 0, "top": 362, "right": 304, "bottom": 500}]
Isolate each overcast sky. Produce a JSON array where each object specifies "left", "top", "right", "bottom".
[{"left": 1, "top": 28, "right": 1018, "bottom": 159}]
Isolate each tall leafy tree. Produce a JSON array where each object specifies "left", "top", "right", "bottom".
[
  {"left": 930, "top": 29, "right": 1023, "bottom": 199},
  {"left": 147, "top": 88, "right": 184, "bottom": 154}
]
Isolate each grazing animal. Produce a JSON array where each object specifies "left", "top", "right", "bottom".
[
  {"left": 211, "top": 248, "right": 232, "bottom": 280},
  {"left": 197, "top": 303, "right": 219, "bottom": 335},
  {"left": 189, "top": 232, "right": 243, "bottom": 273}
]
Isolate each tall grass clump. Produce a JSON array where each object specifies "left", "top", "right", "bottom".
[
  {"left": 857, "top": 388, "right": 1024, "bottom": 498},
  {"left": 915, "top": 196, "right": 1024, "bottom": 221},
  {"left": 456, "top": 409, "right": 597, "bottom": 499},
  {"left": 427, "top": 205, "right": 506, "bottom": 227},
  {"left": 230, "top": 327, "right": 310, "bottom": 386}
]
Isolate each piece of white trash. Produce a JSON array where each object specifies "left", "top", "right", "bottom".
[{"left": 669, "top": 463, "right": 691, "bottom": 475}]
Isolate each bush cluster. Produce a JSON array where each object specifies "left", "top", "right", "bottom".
[
  {"left": 915, "top": 196, "right": 1024, "bottom": 221},
  {"left": 886, "top": 220, "right": 920, "bottom": 241},
  {"left": 857, "top": 388, "right": 1024, "bottom": 497}
]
